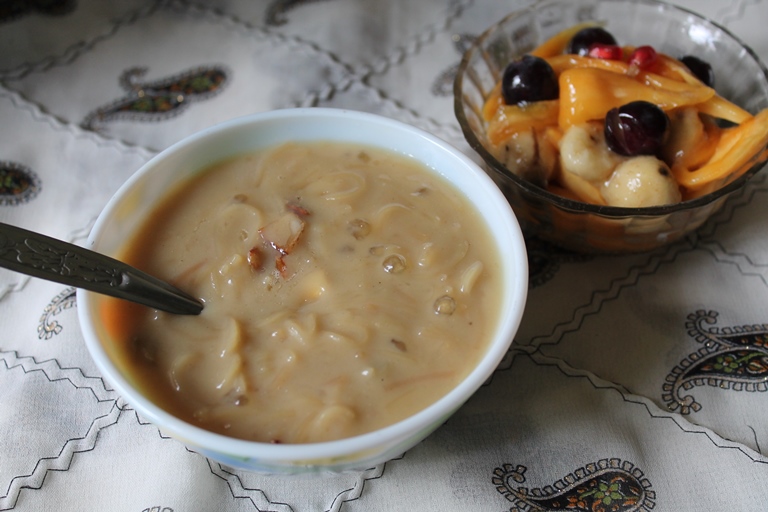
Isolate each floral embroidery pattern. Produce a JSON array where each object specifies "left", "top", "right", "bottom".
[
  {"left": 0, "top": 0, "right": 76, "bottom": 24},
  {"left": 493, "top": 459, "right": 655, "bottom": 512},
  {"left": 265, "top": 0, "right": 333, "bottom": 26},
  {"left": 0, "top": 161, "right": 41, "bottom": 206},
  {"left": 527, "top": 237, "right": 591, "bottom": 288},
  {"left": 431, "top": 33, "right": 476, "bottom": 96},
  {"left": 37, "top": 287, "right": 77, "bottom": 340},
  {"left": 81, "top": 65, "right": 229, "bottom": 131},
  {"left": 663, "top": 310, "right": 768, "bottom": 414}
]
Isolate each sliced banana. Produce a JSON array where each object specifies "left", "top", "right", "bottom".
[
  {"left": 559, "top": 122, "right": 624, "bottom": 182},
  {"left": 601, "top": 156, "right": 682, "bottom": 207}
]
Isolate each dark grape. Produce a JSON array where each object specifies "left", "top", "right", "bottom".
[
  {"left": 501, "top": 55, "right": 559, "bottom": 105},
  {"left": 604, "top": 101, "right": 670, "bottom": 156},
  {"left": 680, "top": 55, "right": 715, "bottom": 87},
  {"left": 566, "top": 27, "right": 617, "bottom": 56}
]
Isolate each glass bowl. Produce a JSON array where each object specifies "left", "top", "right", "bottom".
[{"left": 454, "top": 0, "right": 768, "bottom": 253}]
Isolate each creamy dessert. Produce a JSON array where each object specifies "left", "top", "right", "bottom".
[
  {"left": 483, "top": 23, "right": 768, "bottom": 207},
  {"left": 102, "top": 141, "right": 503, "bottom": 444}
]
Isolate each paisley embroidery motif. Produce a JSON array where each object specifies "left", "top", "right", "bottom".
[
  {"left": 265, "top": 0, "right": 333, "bottom": 26},
  {"left": 493, "top": 459, "right": 655, "bottom": 512},
  {"left": 81, "top": 66, "right": 229, "bottom": 131},
  {"left": 0, "top": 161, "right": 41, "bottom": 206},
  {"left": 527, "top": 237, "right": 591, "bottom": 288},
  {"left": 431, "top": 33, "right": 476, "bottom": 96},
  {"left": 37, "top": 287, "right": 77, "bottom": 340},
  {"left": 663, "top": 310, "right": 768, "bottom": 414},
  {"left": 0, "top": 0, "right": 76, "bottom": 24}
]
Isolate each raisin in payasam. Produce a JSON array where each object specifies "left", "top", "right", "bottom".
[{"left": 482, "top": 23, "right": 768, "bottom": 208}]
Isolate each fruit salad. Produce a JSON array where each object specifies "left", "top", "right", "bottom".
[{"left": 482, "top": 23, "right": 768, "bottom": 208}]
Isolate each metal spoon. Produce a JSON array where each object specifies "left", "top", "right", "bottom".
[{"left": 0, "top": 222, "right": 203, "bottom": 315}]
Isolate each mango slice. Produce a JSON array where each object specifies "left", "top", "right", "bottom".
[
  {"left": 673, "top": 109, "right": 768, "bottom": 191},
  {"left": 697, "top": 94, "right": 753, "bottom": 125},
  {"left": 652, "top": 53, "right": 707, "bottom": 85},
  {"left": 662, "top": 107, "right": 720, "bottom": 170},
  {"left": 559, "top": 67, "right": 715, "bottom": 127},
  {"left": 487, "top": 99, "right": 560, "bottom": 146},
  {"left": 545, "top": 54, "right": 629, "bottom": 76}
]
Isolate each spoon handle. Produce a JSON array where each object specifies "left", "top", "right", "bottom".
[{"left": 0, "top": 222, "right": 203, "bottom": 315}]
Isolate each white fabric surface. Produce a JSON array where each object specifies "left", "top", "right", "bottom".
[{"left": 2, "top": 0, "right": 768, "bottom": 510}]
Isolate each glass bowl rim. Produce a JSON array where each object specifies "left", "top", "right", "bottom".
[{"left": 453, "top": 0, "right": 768, "bottom": 218}]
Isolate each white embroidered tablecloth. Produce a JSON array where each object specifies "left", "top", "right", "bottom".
[{"left": 2, "top": 0, "right": 768, "bottom": 510}]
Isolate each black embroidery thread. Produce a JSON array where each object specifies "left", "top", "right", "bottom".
[
  {"left": 81, "top": 65, "right": 229, "bottom": 131},
  {"left": 37, "top": 287, "right": 77, "bottom": 340},
  {"left": 663, "top": 309, "right": 768, "bottom": 414},
  {"left": 265, "top": 0, "right": 333, "bottom": 26},
  {"left": 0, "top": 161, "right": 42, "bottom": 206},
  {"left": 493, "top": 459, "right": 655, "bottom": 511}
]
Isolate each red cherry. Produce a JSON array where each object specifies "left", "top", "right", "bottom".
[
  {"left": 588, "top": 43, "right": 623, "bottom": 60},
  {"left": 628, "top": 45, "right": 658, "bottom": 75}
]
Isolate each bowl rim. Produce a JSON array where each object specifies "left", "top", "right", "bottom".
[
  {"left": 453, "top": 0, "right": 768, "bottom": 218},
  {"left": 77, "top": 107, "right": 529, "bottom": 463}
]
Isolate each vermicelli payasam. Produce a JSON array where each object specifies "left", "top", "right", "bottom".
[{"left": 101, "top": 141, "right": 503, "bottom": 444}]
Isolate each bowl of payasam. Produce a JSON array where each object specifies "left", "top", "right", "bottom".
[
  {"left": 77, "top": 108, "right": 528, "bottom": 474},
  {"left": 454, "top": 0, "right": 768, "bottom": 253}
]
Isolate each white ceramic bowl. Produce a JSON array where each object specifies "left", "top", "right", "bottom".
[{"left": 77, "top": 108, "right": 528, "bottom": 474}]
